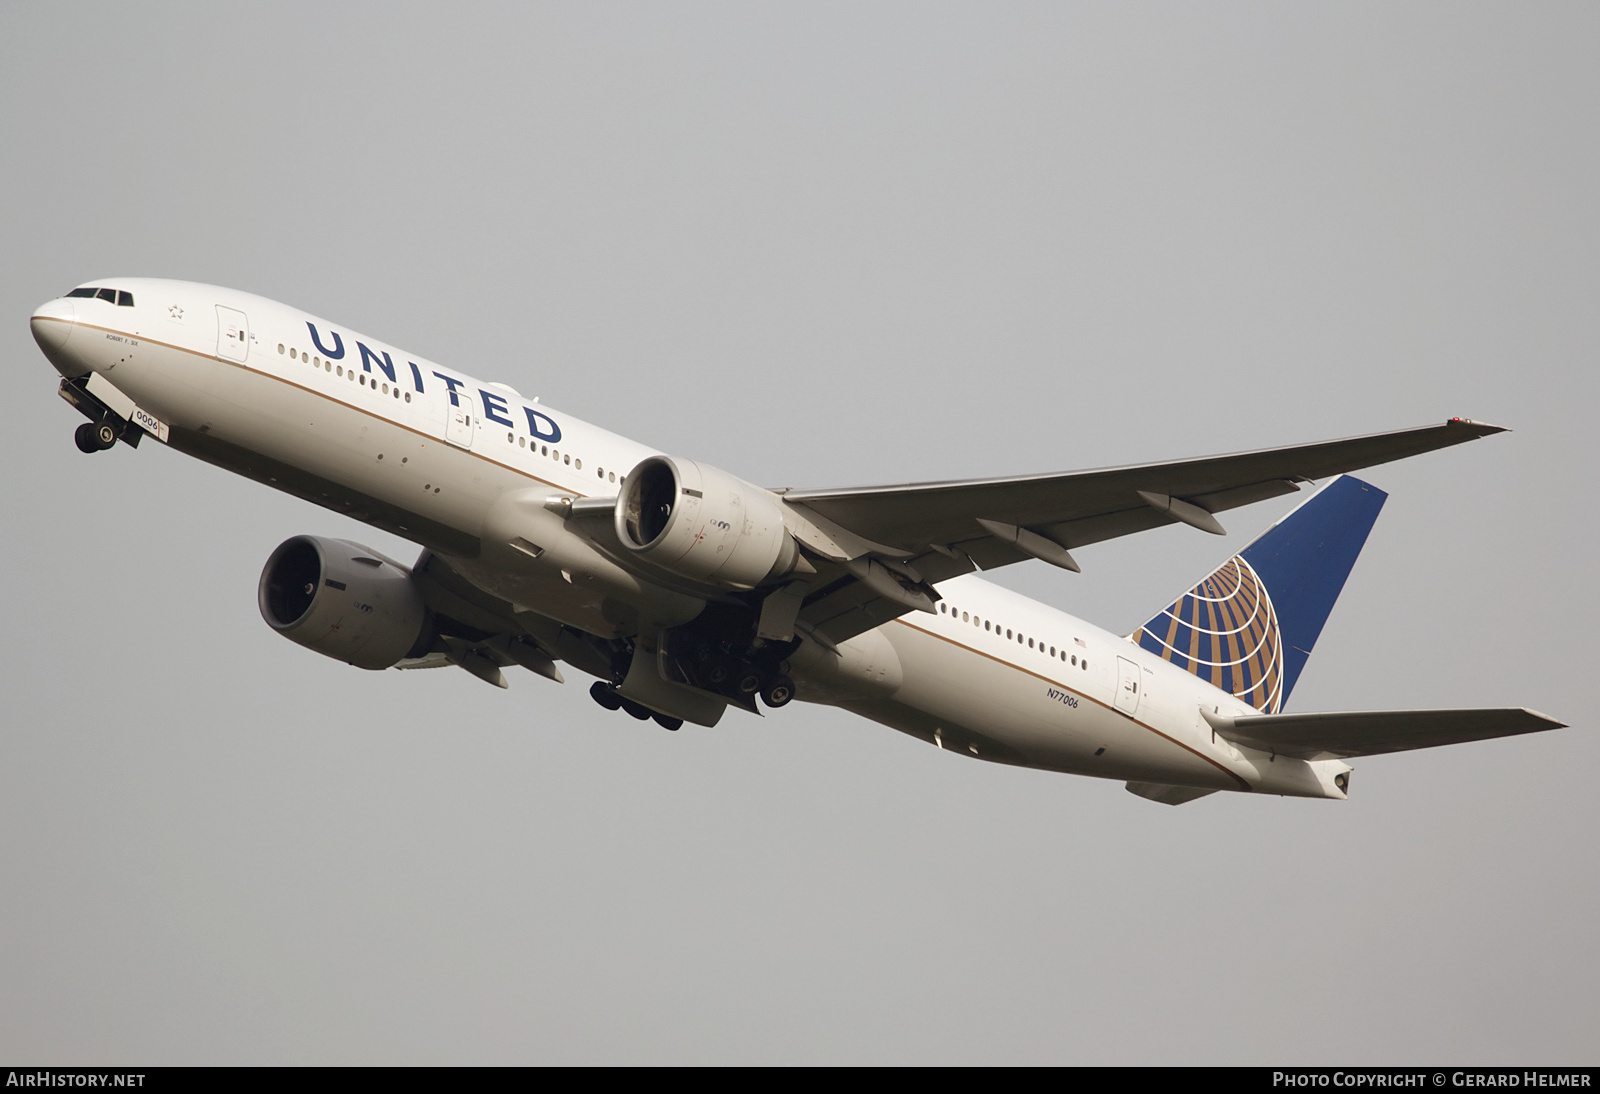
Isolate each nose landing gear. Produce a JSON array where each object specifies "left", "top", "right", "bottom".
[
  {"left": 74, "top": 420, "right": 120, "bottom": 453},
  {"left": 60, "top": 377, "right": 142, "bottom": 453}
]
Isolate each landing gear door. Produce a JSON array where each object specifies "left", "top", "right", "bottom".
[
  {"left": 216, "top": 306, "right": 249, "bottom": 363},
  {"left": 1115, "top": 656, "right": 1142, "bottom": 716},
  {"left": 445, "top": 400, "right": 475, "bottom": 449}
]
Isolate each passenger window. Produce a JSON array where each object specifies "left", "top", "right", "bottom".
[
  {"left": 609, "top": 472, "right": 616, "bottom": 483},
  {"left": 278, "top": 344, "right": 285, "bottom": 354},
  {"left": 404, "top": 393, "right": 411, "bottom": 402},
  {"left": 1071, "top": 655, "right": 1077, "bottom": 666}
]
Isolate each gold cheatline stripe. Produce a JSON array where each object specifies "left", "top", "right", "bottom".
[{"left": 891, "top": 618, "right": 1252, "bottom": 790}]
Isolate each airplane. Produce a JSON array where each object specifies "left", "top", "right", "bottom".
[{"left": 28, "top": 278, "right": 1570, "bottom": 806}]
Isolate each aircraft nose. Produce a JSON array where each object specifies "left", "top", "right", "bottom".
[{"left": 30, "top": 297, "right": 76, "bottom": 352}]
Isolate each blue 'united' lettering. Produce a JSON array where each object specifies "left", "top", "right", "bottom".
[
  {"left": 480, "top": 389, "right": 515, "bottom": 428},
  {"left": 357, "top": 342, "right": 397, "bottom": 383},
  {"left": 433, "top": 373, "right": 468, "bottom": 407},
  {"left": 525, "top": 406, "right": 561, "bottom": 443},
  {"left": 306, "top": 322, "right": 344, "bottom": 359}
]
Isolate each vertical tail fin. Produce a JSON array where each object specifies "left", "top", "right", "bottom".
[{"left": 1128, "top": 475, "right": 1387, "bottom": 713}]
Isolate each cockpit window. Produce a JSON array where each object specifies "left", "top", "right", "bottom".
[{"left": 65, "top": 286, "right": 134, "bottom": 306}]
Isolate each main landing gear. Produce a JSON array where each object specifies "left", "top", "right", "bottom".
[
  {"left": 761, "top": 675, "right": 795, "bottom": 708},
  {"left": 74, "top": 420, "right": 120, "bottom": 453},
  {"left": 587, "top": 669, "right": 794, "bottom": 732},
  {"left": 703, "top": 656, "right": 794, "bottom": 709},
  {"left": 589, "top": 681, "right": 684, "bottom": 731},
  {"left": 584, "top": 615, "right": 800, "bottom": 731}
]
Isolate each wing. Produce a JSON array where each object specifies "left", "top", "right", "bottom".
[
  {"left": 782, "top": 418, "right": 1504, "bottom": 646},
  {"left": 1201, "top": 707, "right": 1569, "bottom": 761},
  {"left": 784, "top": 418, "right": 1502, "bottom": 557}
]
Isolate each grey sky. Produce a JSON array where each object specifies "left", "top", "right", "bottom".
[{"left": 1, "top": 2, "right": 1594, "bottom": 1064}]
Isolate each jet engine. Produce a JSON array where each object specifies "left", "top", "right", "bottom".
[
  {"left": 615, "top": 455, "right": 800, "bottom": 589},
  {"left": 258, "top": 536, "right": 431, "bottom": 669}
]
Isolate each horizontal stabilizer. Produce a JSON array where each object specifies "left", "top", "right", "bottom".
[{"left": 1201, "top": 707, "right": 1569, "bottom": 761}]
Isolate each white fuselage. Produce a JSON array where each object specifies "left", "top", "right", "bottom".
[{"left": 31, "top": 278, "right": 1348, "bottom": 800}]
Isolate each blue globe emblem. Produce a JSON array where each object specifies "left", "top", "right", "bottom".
[{"left": 1133, "top": 556, "right": 1284, "bottom": 714}]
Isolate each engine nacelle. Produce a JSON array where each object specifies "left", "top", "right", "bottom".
[
  {"left": 616, "top": 455, "right": 799, "bottom": 589},
  {"left": 258, "top": 536, "right": 431, "bottom": 670}
]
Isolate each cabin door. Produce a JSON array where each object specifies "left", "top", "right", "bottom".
[
  {"left": 216, "top": 306, "right": 250, "bottom": 363},
  {"left": 1115, "top": 656, "right": 1142, "bottom": 716},
  {"left": 445, "top": 399, "right": 475, "bottom": 449}
]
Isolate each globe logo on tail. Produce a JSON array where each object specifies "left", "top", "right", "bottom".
[{"left": 1131, "top": 555, "right": 1285, "bottom": 714}]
